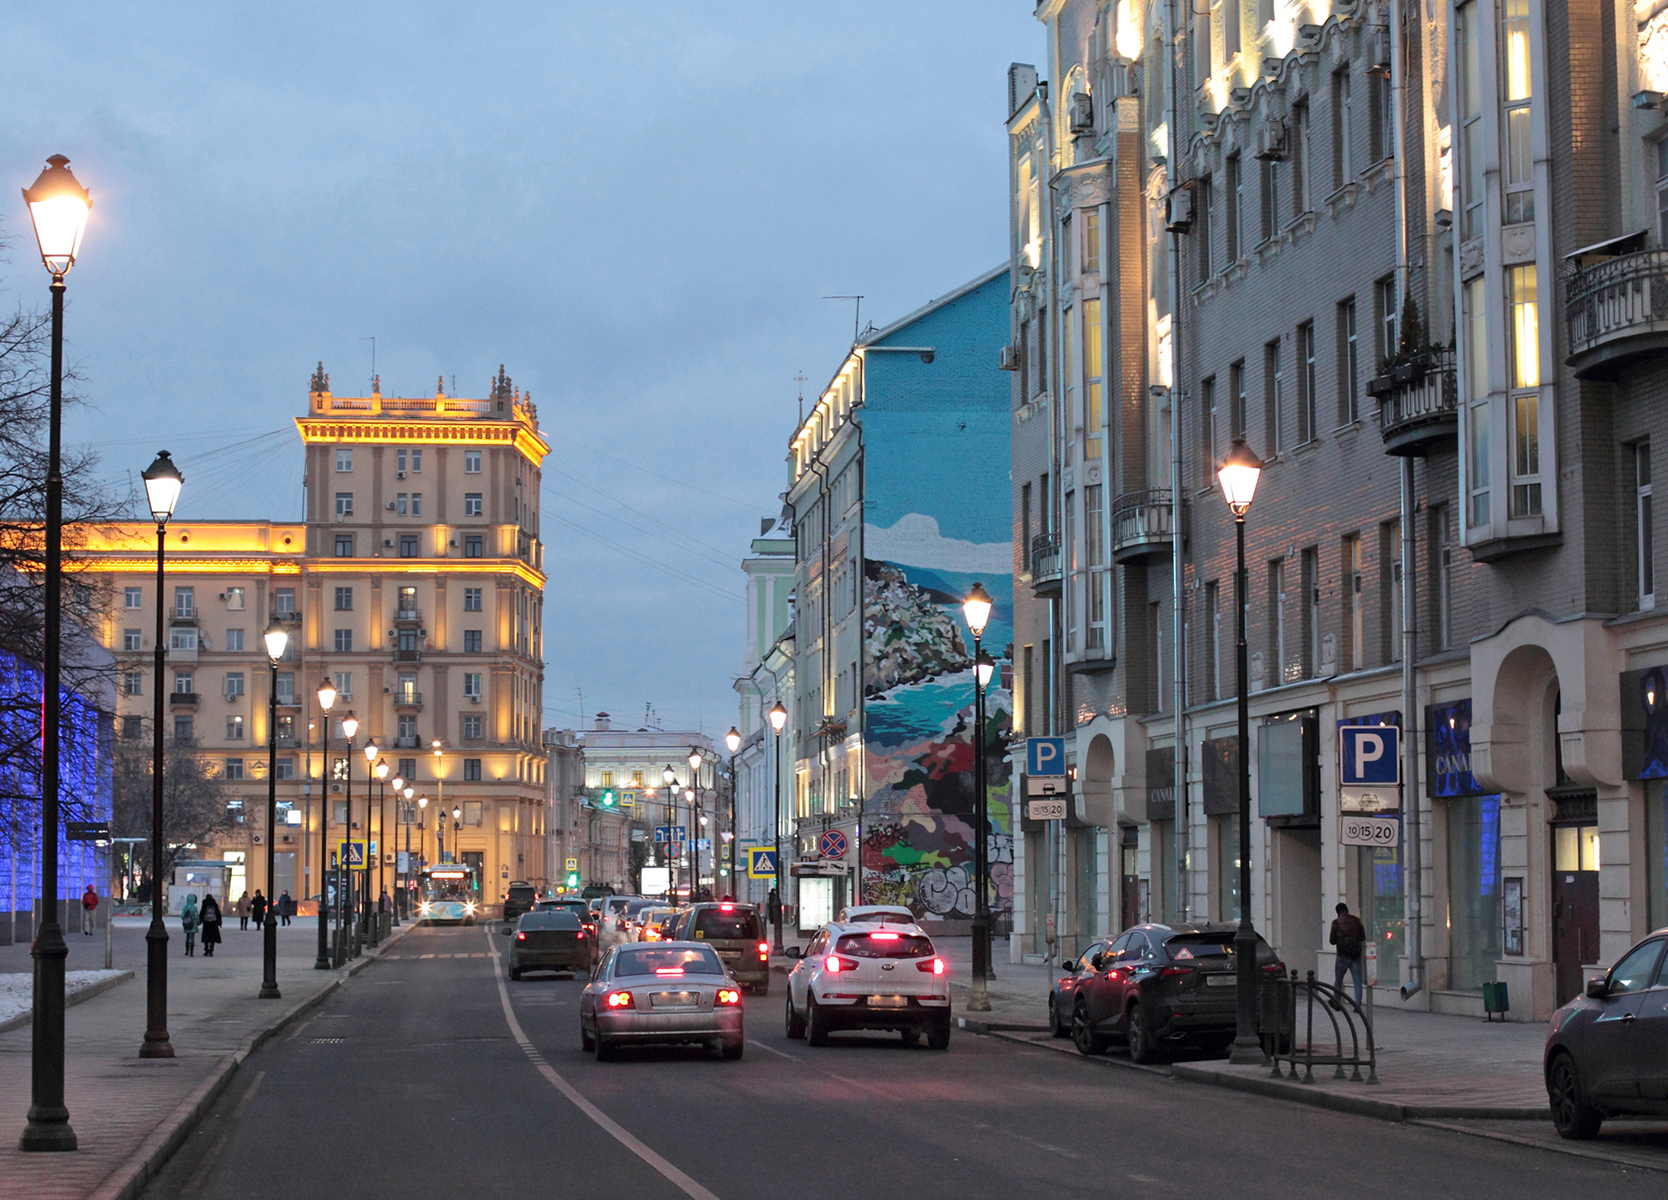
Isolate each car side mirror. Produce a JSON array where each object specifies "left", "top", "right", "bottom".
[
  {"left": 1062, "top": 959, "right": 1076, "bottom": 973},
  {"left": 784, "top": 945, "right": 803, "bottom": 959},
  {"left": 1585, "top": 975, "right": 1610, "bottom": 999},
  {"left": 501, "top": 925, "right": 514, "bottom": 935},
  {"left": 1090, "top": 953, "right": 1105, "bottom": 971}
]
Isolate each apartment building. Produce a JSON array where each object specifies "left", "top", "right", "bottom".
[
  {"left": 80, "top": 366, "right": 549, "bottom": 909},
  {"left": 1007, "top": 0, "right": 1668, "bottom": 1021},
  {"left": 544, "top": 727, "right": 586, "bottom": 892},
  {"left": 733, "top": 527, "right": 796, "bottom": 908}
]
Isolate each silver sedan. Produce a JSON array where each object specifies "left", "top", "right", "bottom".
[{"left": 579, "top": 942, "right": 744, "bottom": 1061}]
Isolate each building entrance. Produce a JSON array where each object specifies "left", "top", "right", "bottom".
[{"left": 1551, "top": 819, "right": 1600, "bottom": 1006}]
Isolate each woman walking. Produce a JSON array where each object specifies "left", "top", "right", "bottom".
[
  {"left": 181, "top": 894, "right": 199, "bottom": 957},
  {"left": 200, "top": 893, "right": 224, "bottom": 957},
  {"left": 235, "top": 890, "right": 250, "bottom": 930}
]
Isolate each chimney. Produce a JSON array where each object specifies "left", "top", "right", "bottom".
[{"left": 594, "top": 711, "right": 611, "bottom": 731}]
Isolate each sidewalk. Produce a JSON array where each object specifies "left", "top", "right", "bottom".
[{"left": 0, "top": 915, "right": 410, "bottom": 1200}]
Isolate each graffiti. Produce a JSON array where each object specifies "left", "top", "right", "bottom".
[{"left": 918, "top": 866, "right": 974, "bottom": 916}]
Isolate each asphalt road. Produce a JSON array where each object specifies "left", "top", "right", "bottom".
[{"left": 139, "top": 923, "right": 1666, "bottom": 1200}]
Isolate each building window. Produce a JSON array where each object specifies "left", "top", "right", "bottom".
[
  {"left": 225, "top": 628, "right": 244, "bottom": 652},
  {"left": 1374, "top": 275, "right": 1398, "bottom": 370},
  {"left": 1336, "top": 298, "right": 1359, "bottom": 424},
  {"left": 333, "top": 671, "right": 352, "bottom": 700},
  {"left": 1229, "top": 359, "right": 1246, "bottom": 440},
  {"left": 1020, "top": 482, "right": 1032, "bottom": 571},
  {"left": 464, "top": 629, "right": 482, "bottom": 653},
  {"left": 1259, "top": 156, "right": 1282, "bottom": 242},
  {"left": 224, "top": 586, "right": 244, "bottom": 611},
  {"left": 400, "top": 535, "right": 419, "bottom": 558},
  {"left": 224, "top": 672, "right": 244, "bottom": 699},
  {"left": 1331, "top": 67, "right": 1353, "bottom": 191},
  {"left": 1196, "top": 175, "right": 1213, "bottom": 278},
  {"left": 463, "top": 801, "right": 483, "bottom": 826},
  {"left": 1432, "top": 505, "right": 1453, "bottom": 648},
  {"left": 1085, "top": 485, "right": 1105, "bottom": 653},
  {"left": 397, "top": 449, "right": 407, "bottom": 474},
  {"left": 411, "top": 493, "right": 422, "bottom": 516},
  {"left": 169, "top": 627, "right": 198, "bottom": 652},
  {"left": 224, "top": 758, "right": 244, "bottom": 781},
  {"left": 1200, "top": 376, "right": 1217, "bottom": 487},
  {"left": 396, "top": 585, "right": 418, "bottom": 615},
  {"left": 1342, "top": 533, "right": 1363, "bottom": 672},
  {"left": 1264, "top": 339, "right": 1284, "bottom": 454},
  {"left": 336, "top": 448, "right": 352, "bottom": 472},
  {"left": 175, "top": 587, "right": 194, "bottom": 618},
  {"left": 334, "top": 586, "right": 353, "bottom": 611},
  {"left": 175, "top": 671, "right": 193, "bottom": 695},
  {"left": 1269, "top": 558, "right": 1288, "bottom": 683},
  {"left": 600, "top": 769, "right": 614, "bottom": 789},
  {"left": 396, "top": 492, "right": 408, "bottom": 516},
  {"left": 124, "top": 586, "right": 142, "bottom": 608},
  {"left": 1291, "top": 100, "right": 1311, "bottom": 215},
  {"left": 1369, "top": 69, "right": 1392, "bottom": 163},
  {"left": 276, "top": 672, "right": 294, "bottom": 704},
  {"left": 1225, "top": 152, "right": 1242, "bottom": 263},
  {"left": 174, "top": 714, "right": 193, "bottom": 742},
  {"left": 398, "top": 757, "right": 415, "bottom": 780},
  {"left": 273, "top": 588, "right": 296, "bottom": 615},
  {"left": 411, "top": 449, "right": 423, "bottom": 472},
  {"left": 1382, "top": 519, "right": 1403, "bottom": 662},
  {"left": 1640, "top": 443, "right": 1655, "bottom": 611},
  {"left": 1297, "top": 321, "right": 1317, "bottom": 443},
  {"left": 226, "top": 715, "right": 244, "bottom": 740},
  {"left": 1206, "top": 580, "right": 1222, "bottom": 701},
  {"left": 1081, "top": 207, "right": 1101, "bottom": 274},
  {"left": 464, "top": 450, "right": 482, "bottom": 474},
  {"left": 275, "top": 758, "right": 295, "bottom": 781},
  {"left": 1083, "top": 299, "right": 1104, "bottom": 461},
  {"left": 124, "top": 628, "right": 142, "bottom": 652},
  {"left": 122, "top": 715, "right": 143, "bottom": 740},
  {"left": 1221, "top": 0, "right": 1240, "bottom": 56},
  {"left": 464, "top": 535, "right": 483, "bottom": 558},
  {"left": 462, "top": 714, "right": 483, "bottom": 740},
  {"left": 463, "top": 672, "right": 483, "bottom": 700},
  {"left": 1213, "top": 812, "right": 1241, "bottom": 920},
  {"left": 464, "top": 758, "right": 482, "bottom": 782},
  {"left": 1301, "top": 546, "right": 1320, "bottom": 676},
  {"left": 464, "top": 587, "right": 483, "bottom": 612},
  {"left": 335, "top": 492, "right": 353, "bottom": 518},
  {"left": 1457, "top": 1, "right": 1484, "bottom": 240},
  {"left": 334, "top": 629, "right": 353, "bottom": 652},
  {"left": 1507, "top": 264, "right": 1541, "bottom": 517},
  {"left": 1464, "top": 277, "right": 1490, "bottom": 526},
  {"left": 464, "top": 493, "right": 483, "bottom": 517},
  {"left": 1500, "top": 0, "right": 1534, "bottom": 224},
  {"left": 335, "top": 534, "right": 353, "bottom": 558},
  {"left": 123, "top": 671, "right": 142, "bottom": 695}
]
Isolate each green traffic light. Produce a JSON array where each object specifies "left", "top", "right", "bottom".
[
  {"left": 566, "top": 872, "right": 579, "bottom": 887},
  {"left": 601, "top": 790, "right": 614, "bottom": 806}
]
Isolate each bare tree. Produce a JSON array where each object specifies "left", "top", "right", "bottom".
[{"left": 110, "top": 725, "right": 237, "bottom": 891}]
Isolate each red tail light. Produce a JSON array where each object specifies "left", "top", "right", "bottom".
[
  {"left": 576, "top": 931, "right": 586, "bottom": 939},
  {"left": 1262, "top": 961, "right": 1286, "bottom": 975},
  {"left": 758, "top": 941, "right": 771, "bottom": 956},
  {"left": 605, "top": 990, "right": 634, "bottom": 1009},
  {"left": 1158, "top": 965, "right": 1192, "bottom": 977},
  {"left": 720, "top": 904, "right": 735, "bottom": 911},
  {"left": 515, "top": 931, "right": 526, "bottom": 941},
  {"left": 825, "top": 954, "right": 860, "bottom": 973},
  {"left": 869, "top": 931, "right": 900, "bottom": 941},
  {"left": 916, "top": 956, "right": 946, "bottom": 975},
  {"left": 716, "top": 988, "right": 741, "bottom": 1006}
]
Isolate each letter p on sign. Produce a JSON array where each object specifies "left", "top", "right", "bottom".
[{"left": 1339, "top": 724, "right": 1399, "bottom": 786}]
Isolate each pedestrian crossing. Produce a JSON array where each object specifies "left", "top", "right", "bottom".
[{"left": 387, "top": 952, "right": 489, "bottom": 959}]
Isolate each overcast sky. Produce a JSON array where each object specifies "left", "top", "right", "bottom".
[{"left": 0, "top": 2, "right": 1041, "bottom": 736}]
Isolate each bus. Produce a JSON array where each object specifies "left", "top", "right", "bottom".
[{"left": 417, "top": 862, "right": 480, "bottom": 925}]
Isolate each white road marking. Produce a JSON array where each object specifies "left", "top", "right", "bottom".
[
  {"left": 485, "top": 926, "right": 722, "bottom": 1200},
  {"left": 747, "top": 1039, "right": 798, "bottom": 1061}
]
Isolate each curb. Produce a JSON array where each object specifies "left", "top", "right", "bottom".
[
  {"left": 84, "top": 923, "right": 412, "bottom": 1200},
  {"left": 958, "top": 1018, "right": 1052, "bottom": 1034},
  {"left": 0, "top": 970, "right": 135, "bottom": 1035},
  {"left": 1166, "top": 1061, "right": 1549, "bottom": 1121},
  {"left": 1409, "top": 1118, "right": 1668, "bottom": 1175}
]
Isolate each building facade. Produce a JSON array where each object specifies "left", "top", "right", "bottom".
[
  {"left": 80, "top": 366, "right": 549, "bottom": 912},
  {"left": 734, "top": 528, "right": 796, "bottom": 908},
  {"left": 784, "top": 267, "right": 1013, "bottom": 934},
  {"left": 543, "top": 726, "right": 586, "bottom": 892}
]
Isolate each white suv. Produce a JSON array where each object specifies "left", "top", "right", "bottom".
[{"left": 784, "top": 922, "right": 951, "bottom": 1048}]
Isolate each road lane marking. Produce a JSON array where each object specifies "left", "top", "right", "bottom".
[
  {"left": 486, "top": 927, "right": 722, "bottom": 1200},
  {"left": 747, "top": 1039, "right": 798, "bottom": 1061}
]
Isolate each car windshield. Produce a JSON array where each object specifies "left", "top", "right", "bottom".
[
  {"left": 536, "top": 900, "right": 587, "bottom": 912},
  {"left": 835, "top": 932, "right": 933, "bottom": 959},
  {"left": 519, "top": 911, "right": 580, "bottom": 930},
  {"left": 615, "top": 947, "right": 724, "bottom": 977},
  {"left": 692, "top": 908, "right": 762, "bottom": 940},
  {"left": 625, "top": 899, "right": 657, "bottom": 916},
  {"left": 606, "top": 898, "right": 632, "bottom": 914}
]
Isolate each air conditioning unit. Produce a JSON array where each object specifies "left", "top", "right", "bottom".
[
  {"left": 1253, "top": 116, "right": 1288, "bottom": 162},
  {"left": 386, "top": 502, "right": 396, "bottom": 511},
  {"left": 998, "top": 345, "right": 1020, "bottom": 371},
  {"left": 1068, "top": 91, "right": 1094, "bottom": 133},
  {"left": 396, "top": 471, "right": 406, "bottom": 479},
  {"left": 331, "top": 783, "right": 342, "bottom": 793},
  {"left": 384, "top": 539, "right": 394, "bottom": 548},
  {"left": 1165, "top": 185, "right": 1194, "bottom": 232}
]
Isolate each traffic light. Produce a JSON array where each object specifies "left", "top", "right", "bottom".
[
  {"left": 600, "top": 790, "right": 615, "bottom": 807},
  {"left": 566, "top": 872, "right": 579, "bottom": 888}
]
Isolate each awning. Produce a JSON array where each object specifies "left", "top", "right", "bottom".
[{"left": 1564, "top": 230, "right": 1648, "bottom": 260}]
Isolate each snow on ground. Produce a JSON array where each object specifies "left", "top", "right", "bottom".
[{"left": 0, "top": 970, "right": 128, "bottom": 1026}]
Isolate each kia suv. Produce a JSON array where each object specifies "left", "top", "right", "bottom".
[{"left": 784, "top": 921, "right": 951, "bottom": 1048}]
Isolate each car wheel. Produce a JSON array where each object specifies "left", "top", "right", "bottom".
[
  {"left": 901, "top": 1029, "right": 921, "bottom": 1046},
  {"left": 785, "top": 992, "right": 806, "bottom": 1040},
  {"left": 1126, "top": 1002, "right": 1161, "bottom": 1065},
  {"left": 807, "top": 995, "right": 830, "bottom": 1047},
  {"left": 927, "top": 1015, "right": 951, "bottom": 1051},
  {"left": 753, "top": 979, "right": 769, "bottom": 998},
  {"left": 509, "top": 967, "right": 521, "bottom": 981},
  {"left": 1072, "top": 1000, "right": 1105, "bottom": 1056},
  {"left": 721, "top": 1038, "right": 744, "bottom": 1061},
  {"left": 594, "top": 1036, "right": 617, "bottom": 1062},
  {"left": 1048, "top": 995, "right": 1067, "bottom": 1038},
  {"left": 1547, "top": 1051, "right": 1603, "bottom": 1140}
]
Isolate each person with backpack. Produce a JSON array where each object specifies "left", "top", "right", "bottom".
[
  {"left": 1329, "top": 902, "right": 1367, "bottom": 1007},
  {"left": 181, "top": 894, "right": 199, "bottom": 956},
  {"left": 200, "top": 893, "right": 224, "bottom": 957}
]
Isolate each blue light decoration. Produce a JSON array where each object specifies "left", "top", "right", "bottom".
[{"left": 0, "top": 647, "right": 115, "bottom": 923}]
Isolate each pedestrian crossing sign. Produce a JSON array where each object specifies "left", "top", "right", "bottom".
[
  {"left": 747, "top": 847, "right": 778, "bottom": 879},
  {"left": 337, "top": 840, "right": 366, "bottom": 868}
]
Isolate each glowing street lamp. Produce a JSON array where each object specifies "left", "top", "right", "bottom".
[
  {"left": 314, "top": 680, "right": 337, "bottom": 970},
  {"left": 258, "top": 618, "right": 290, "bottom": 999},
  {"left": 767, "top": 701, "right": 788, "bottom": 952}
]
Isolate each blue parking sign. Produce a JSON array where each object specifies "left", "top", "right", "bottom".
[
  {"left": 1339, "top": 725, "right": 1399, "bottom": 786},
  {"left": 1027, "top": 737, "right": 1066, "bottom": 777}
]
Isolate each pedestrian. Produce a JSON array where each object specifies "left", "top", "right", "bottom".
[
  {"left": 236, "top": 890, "right": 250, "bottom": 930},
  {"left": 279, "top": 890, "right": 293, "bottom": 926},
  {"left": 379, "top": 888, "right": 390, "bottom": 913},
  {"left": 250, "top": 889, "right": 268, "bottom": 928},
  {"left": 200, "top": 893, "right": 223, "bottom": 956},
  {"left": 1329, "top": 901, "right": 1367, "bottom": 1008},
  {"left": 81, "top": 884, "right": 98, "bottom": 936},
  {"left": 181, "top": 894, "right": 199, "bottom": 956}
]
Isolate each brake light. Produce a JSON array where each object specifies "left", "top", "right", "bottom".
[
  {"left": 605, "top": 990, "right": 634, "bottom": 1008},
  {"left": 1158, "top": 965, "right": 1192, "bottom": 977},
  {"left": 916, "top": 957, "right": 946, "bottom": 975},
  {"left": 655, "top": 967, "right": 685, "bottom": 976},
  {"left": 869, "top": 931, "right": 900, "bottom": 941},
  {"left": 1262, "top": 961, "right": 1286, "bottom": 975},
  {"left": 758, "top": 941, "right": 770, "bottom": 956},
  {"left": 825, "top": 955, "right": 860, "bottom": 973},
  {"left": 516, "top": 931, "right": 527, "bottom": 941},
  {"left": 716, "top": 988, "right": 741, "bottom": 1006},
  {"left": 576, "top": 931, "right": 586, "bottom": 939},
  {"left": 720, "top": 904, "right": 734, "bottom": 912}
]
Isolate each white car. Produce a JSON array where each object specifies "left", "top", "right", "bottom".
[
  {"left": 784, "top": 921, "right": 951, "bottom": 1048},
  {"left": 835, "top": 904, "right": 917, "bottom": 925},
  {"left": 598, "top": 895, "right": 641, "bottom": 948}
]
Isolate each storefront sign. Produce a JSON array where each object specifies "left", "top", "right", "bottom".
[{"left": 1428, "top": 699, "right": 1483, "bottom": 796}]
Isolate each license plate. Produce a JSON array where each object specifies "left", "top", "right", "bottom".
[
  {"left": 651, "top": 991, "right": 698, "bottom": 1007},
  {"left": 1205, "top": 974, "right": 1235, "bottom": 987},
  {"left": 868, "top": 995, "right": 907, "bottom": 1008},
  {"left": 718, "top": 950, "right": 739, "bottom": 959}
]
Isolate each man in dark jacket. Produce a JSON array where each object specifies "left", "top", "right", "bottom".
[
  {"left": 1328, "top": 902, "right": 1367, "bottom": 1007},
  {"left": 250, "top": 890, "right": 269, "bottom": 928}
]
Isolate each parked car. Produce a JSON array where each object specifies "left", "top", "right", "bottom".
[
  {"left": 1544, "top": 928, "right": 1668, "bottom": 1138},
  {"left": 1047, "top": 940, "right": 1110, "bottom": 1038},
  {"left": 835, "top": 904, "right": 917, "bottom": 925},
  {"left": 681, "top": 902, "right": 770, "bottom": 994},
  {"left": 1070, "top": 923, "right": 1282, "bottom": 1063},
  {"left": 501, "top": 881, "right": 538, "bottom": 926},
  {"left": 784, "top": 921, "right": 951, "bottom": 1048},
  {"left": 579, "top": 942, "right": 744, "bottom": 1060},
  {"left": 504, "top": 910, "right": 592, "bottom": 979}
]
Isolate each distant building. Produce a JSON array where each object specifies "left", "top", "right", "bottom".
[
  {"left": 734, "top": 528, "right": 795, "bottom": 907},
  {"left": 543, "top": 727, "right": 585, "bottom": 892}
]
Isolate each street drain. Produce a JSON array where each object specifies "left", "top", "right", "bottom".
[{"left": 311, "top": 1037, "right": 343, "bottom": 1044}]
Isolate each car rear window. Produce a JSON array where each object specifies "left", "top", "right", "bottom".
[
  {"left": 846, "top": 910, "right": 914, "bottom": 924},
  {"left": 520, "top": 911, "right": 580, "bottom": 931},
  {"left": 1163, "top": 934, "right": 1279, "bottom": 961},
  {"left": 507, "top": 887, "right": 536, "bottom": 901},
  {"left": 615, "top": 947, "right": 724, "bottom": 977},
  {"left": 835, "top": 932, "right": 933, "bottom": 959},
  {"left": 692, "top": 908, "right": 762, "bottom": 940}
]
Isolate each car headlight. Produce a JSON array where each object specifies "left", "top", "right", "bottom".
[{"left": 465, "top": 902, "right": 476, "bottom": 913}]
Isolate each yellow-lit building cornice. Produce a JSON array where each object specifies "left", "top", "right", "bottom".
[{"left": 294, "top": 416, "right": 550, "bottom": 469}]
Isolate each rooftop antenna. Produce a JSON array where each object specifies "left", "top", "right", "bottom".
[
  {"left": 360, "top": 336, "right": 376, "bottom": 392},
  {"left": 794, "top": 370, "right": 808, "bottom": 425},
  {"left": 823, "top": 295, "right": 863, "bottom": 344}
]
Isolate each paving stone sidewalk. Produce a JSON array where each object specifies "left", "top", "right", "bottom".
[{"left": 0, "top": 916, "right": 410, "bottom": 1200}]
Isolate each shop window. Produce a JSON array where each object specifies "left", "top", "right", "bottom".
[
  {"left": 1648, "top": 781, "right": 1668, "bottom": 930},
  {"left": 1445, "top": 794, "right": 1501, "bottom": 990},
  {"left": 1212, "top": 812, "right": 1240, "bottom": 921}
]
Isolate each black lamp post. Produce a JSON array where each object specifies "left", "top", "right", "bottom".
[
  {"left": 962, "top": 583, "right": 994, "bottom": 1012},
  {"left": 1218, "top": 435, "right": 1267, "bottom": 1065},
  {"left": 389, "top": 776, "right": 404, "bottom": 925},
  {"left": 725, "top": 728, "right": 741, "bottom": 896},
  {"left": 138, "top": 450, "right": 181, "bottom": 1062},
  {"left": 363, "top": 743, "right": 380, "bottom": 946},
  {"left": 661, "top": 763, "right": 678, "bottom": 901},
  {"left": 21, "top": 155, "right": 92, "bottom": 1152},
  {"left": 314, "top": 680, "right": 337, "bottom": 969},
  {"left": 339, "top": 711, "right": 358, "bottom": 961},
  {"left": 767, "top": 701, "right": 787, "bottom": 951},
  {"left": 259, "top": 619, "right": 289, "bottom": 998},
  {"left": 689, "top": 748, "right": 705, "bottom": 900}
]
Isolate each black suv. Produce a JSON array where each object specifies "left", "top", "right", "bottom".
[{"left": 502, "top": 881, "right": 538, "bottom": 925}]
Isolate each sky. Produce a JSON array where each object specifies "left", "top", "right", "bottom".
[{"left": 0, "top": 2, "right": 1041, "bottom": 737}]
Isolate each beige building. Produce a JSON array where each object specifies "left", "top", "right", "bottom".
[{"left": 81, "top": 365, "right": 549, "bottom": 912}]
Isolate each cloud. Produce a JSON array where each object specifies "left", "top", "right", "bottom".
[{"left": 864, "top": 513, "right": 1010, "bottom": 574}]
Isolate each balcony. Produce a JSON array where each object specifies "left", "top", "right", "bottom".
[
  {"left": 276, "top": 734, "right": 299, "bottom": 749},
  {"left": 272, "top": 610, "right": 301, "bottom": 626},
  {"left": 1372, "top": 348, "right": 1458, "bottom": 456},
  {"left": 394, "top": 608, "right": 422, "bottom": 624},
  {"left": 393, "top": 735, "right": 420, "bottom": 749},
  {"left": 393, "top": 690, "right": 423, "bottom": 709},
  {"left": 1110, "top": 489, "right": 1177, "bottom": 565},
  {"left": 1030, "top": 532, "right": 1061, "bottom": 597},
  {"left": 170, "top": 606, "right": 197, "bottom": 622},
  {"left": 394, "top": 649, "right": 422, "bottom": 663},
  {"left": 1565, "top": 245, "right": 1668, "bottom": 379},
  {"left": 169, "top": 692, "right": 199, "bottom": 708}
]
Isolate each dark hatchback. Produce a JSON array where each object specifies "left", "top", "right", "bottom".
[
  {"left": 1544, "top": 928, "right": 1668, "bottom": 1138},
  {"left": 505, "top": 910, "right": 592, "bottom": 979},
  {"left": 1071, "top": 923, "right": 1282, "bottom": 1063},
  {"left": 502, "top": 882, "right": 539, "bottom": 925}
]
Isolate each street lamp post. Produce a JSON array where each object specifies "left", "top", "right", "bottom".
[
  {"left": 259, "top": 619, "right": 289, "bottom": 999},
  {"left": 403, "top": 786, "right": 416, "bottom": 912},
  {"left": 372, "top": 755, "right": 387, "bottom": 944},
  {"left": 767, "top": 701, "right": 787, "bottom": 952},
  {"left": 20, "top": 153, "right": 92, "bottom": 1153},
  {"left": 1218, "top": 436, "right": 1267, "bottom": 1065},
  {"left": 138, "top": 451, "right": 181, "bottom": 1060},
  {"left": 389, "top": 775, "right": 404, "bottom": 924},
  {"left": 314, "top": 681, "right": 337, "bottom": 969},
  {"left": 340, "top": 712, "right": 359, "bottom": 959},
  {"left": 688, "top": 748, "right": 704, "bottom": 900},
  {"left": 725, "top": 728, "right": 741, "bottom": 897},
  {"left": 962, "top": 583, "right": 994, "bottom": 1012},
  {"left": 418, "top": 794, "right": 430, "bottom": 873},
  {"left": 661, "top": 764, "right": 678, "bottom": 901}
]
